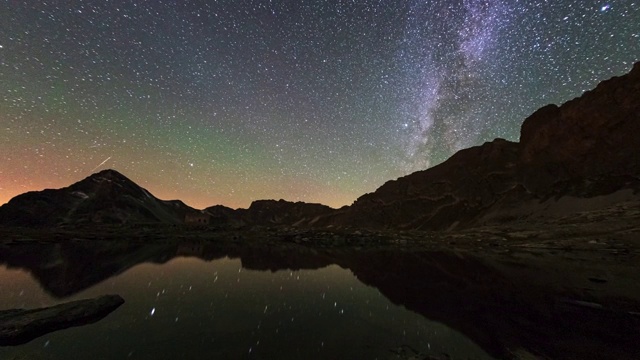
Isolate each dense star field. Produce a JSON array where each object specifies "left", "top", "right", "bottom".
[{"left": 1, "top": 1, "right": 638, "bottom": 209}]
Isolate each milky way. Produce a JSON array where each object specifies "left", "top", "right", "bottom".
[
  {"left": 1, "top": 1, "right": 638, "bottom": 209},
  {"left": 398, "top": 0, "right": 510, "bottom": 171}
]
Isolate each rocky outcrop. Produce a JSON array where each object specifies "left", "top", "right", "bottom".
[
  {"left": 323, "top": 138, "right": 521, "bottom": 230},
  {"left": 0, "top": 295, "right": 124, "bottom": 346},
  {"left": 242, "top": 199, "right": 334, "bottom": 226},
  {"left": 0, "top": 169, "right": 199, "bottom": 227},
  {"left": 323, "top": 62, "right": 640, "bottom": 230},
  {"left": 203, "top": 204, "right": 240, "bottom": 226},
  {"left": 203, "top": 199, "right": 334, "bottom": 228},
  {"left": 519, "top": 62, "right": 640, "bottom": 196}
]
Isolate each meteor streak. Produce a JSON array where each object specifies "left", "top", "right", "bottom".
[{"left": 91, "top": 157, "right": 112, "bottom": 172}]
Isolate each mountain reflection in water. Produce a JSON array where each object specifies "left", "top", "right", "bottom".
[{"left": 0, "top": 240, "right": 638, "bottom": 359}]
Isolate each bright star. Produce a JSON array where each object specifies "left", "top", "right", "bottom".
[{"left": 601, "top": 4, "right": 611, "bottom": 12}]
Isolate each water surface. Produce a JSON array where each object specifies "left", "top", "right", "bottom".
[
  {"left": 1, "top": 240, "right": 639, "bottom": 359},
  {"left": 0, "top": 243, "right": 492, "bottom": 359}
]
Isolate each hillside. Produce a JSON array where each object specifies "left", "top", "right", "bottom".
[
  {"left": 1, "top": 62, "right": 638, "bottom": 230},
  {"left": 322, "top": 61, "right": 640, "bottom": 230},
  {"left": 0, "top": 169, "right": 198, "bottom": 227}
]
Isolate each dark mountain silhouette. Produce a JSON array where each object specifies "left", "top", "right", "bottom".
[
  {"left": 518, "top": 62, "right": 640, "bottom": 195},
  {"left": 0, "top": 62, "right": 638, "bottom": 229},
  {"left": 0, "top": 169, "right": 199, "bottom": 227},
  {"left": 204, "top": 199, "right": 334, "bottom": 228},
  {"left": 0, "top": 170, "right": 333, "bottom": 228},
  {"left": 321, "top": 61, "right": 640, "bottom": 230}
]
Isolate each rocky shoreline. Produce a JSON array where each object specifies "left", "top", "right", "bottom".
[
  {"left": 1, "top": 206, "right": 639, "bottom": 359},
  {"left": 1, "top": 196, "right": 638, "bottom": 255}
]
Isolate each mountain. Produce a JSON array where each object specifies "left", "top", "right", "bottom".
[
  {"left": 518, "top": 62, "right": 640, "bottom": 196},
  {"left": 1, "top": 62, "right": 638, "bottom": 230},
  {"left": 241, "top": 199, "right": 333, "bottom": 226},
  {"left": 0, "top": 169, "right": 198, "bottom": 227},
  {"left": 322, "top": 61, "right": 640, "bottom": 230},
  {"left": 203, "top": 199, "right": 334, "bottom": 228},
  {"left": 0, "top": 169, "right": 334, "bottom": 228}
]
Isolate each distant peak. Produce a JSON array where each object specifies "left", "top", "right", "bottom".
[
  {"left": 86, "top": 169, "right": 134, "bottom": 184},
  {"left": 93, "top": 169, "right": 126, "bottom": 178},
  {"left": 95, "top": 168, "right": 123, "bottom": 176}
]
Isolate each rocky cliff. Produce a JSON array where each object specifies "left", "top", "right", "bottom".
[
  {"left": 1, "top": 63, "right": 638, "bottom": 230},
  {"left": 324, "top": 62, "right": 640, "bottom": 230},
  {"left": 205, "top": 199, "right": 334, "bottom": 228}
]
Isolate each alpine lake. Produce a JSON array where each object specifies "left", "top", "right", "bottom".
[{"left": 0, "top": 228, "right": 639, "bottom": 359}]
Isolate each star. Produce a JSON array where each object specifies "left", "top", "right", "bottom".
[{"left": 0, "top": 0, "right": 638, "bottom": 209}]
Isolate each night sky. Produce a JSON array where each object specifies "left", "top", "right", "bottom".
[{"left": 1, "top": 1, "right": 638, "bottom": 209}]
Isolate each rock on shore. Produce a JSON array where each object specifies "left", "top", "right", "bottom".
[{"left": 0, "top": 295, "right": 124, "bottom": 346}]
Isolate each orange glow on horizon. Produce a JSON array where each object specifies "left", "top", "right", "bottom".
[{"left": 0, "top": 173, "right": 356, "bottom": 211}]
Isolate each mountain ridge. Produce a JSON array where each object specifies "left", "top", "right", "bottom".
[
  {"left": 1, "top": 62, "right": 638, "bottom": 229},
  {"left": 321, "top": 61, "right": 640, "bottom": 230}
]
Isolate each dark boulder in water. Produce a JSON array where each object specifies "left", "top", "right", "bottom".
[{"left": 0, "top": 294, "right": 124, "bottom": 346}]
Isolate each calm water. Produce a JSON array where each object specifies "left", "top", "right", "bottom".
[
  {"left": 0, "top": 242, "right": 494, "bottom": 360},
  {"left": 1, "top": 240, "right": 639, "bottom": 359}
]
